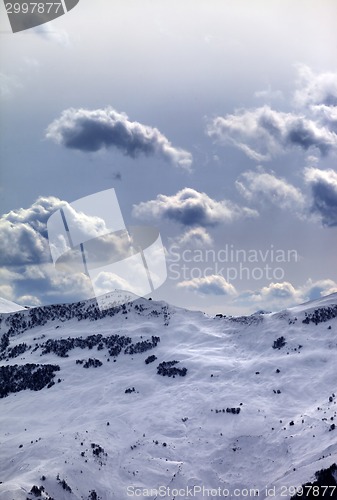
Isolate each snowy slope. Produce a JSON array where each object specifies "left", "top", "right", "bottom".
[
  {"left": 0, "top": 295, "right": 336, "bottom": 500},
  {"left": 0, "top": 298, "right": 25, "bottom": 313},
  {"left": 280, "top": 292, "right": 337, "bottom": 315}
]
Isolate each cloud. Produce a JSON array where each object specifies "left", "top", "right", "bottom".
[
  {"left": 0, "top": 196, "right": 91, "bottom": 305},
  {"left": 177, "top": 275, "right": 237, "bottom": 296},
  {"left": 237, "top": 279, "right": 337, "bottom": 310},
  {"left": 0, "top": 284, "right": 15, "bottom": 301},
  {"left": 0, "top": 193, "right": 141, "bottom": 273},
  {"left": 207, "top": 105, "right": 337, "bottom": 160},
  {"left": 0, "top": 195, "right": 169, "bottom": 306},
  {"left": 46, "top": 107, "right": 193, "bottom": 169},
  {"left": 234, "top": 165, "right": 337, "bottom": 228},
  {"left": 304, "top": 167, "right": 337, "bottom": 226},
  {"left": 207, "top": 67, "right": 337, "bottom": 161},
  {"left": 311, "top": 104, "right": 337, "bottom": 134},
  {"left": 21, "top": 264, "right": 93, "bottom": 304},
  {"left": 0, "top": 196, "right": 67, "bottom": 266},
  {"left": 133, "top": 188, "right": 258, "bottom": 227},
  {"left": 0, "top": 73, "right": 22, "bottom": 99},
  {"left": 32, "top": 23, "right": 70, "bottom": 46},
  {"left": 245, "top": 281, "right": 300, "bottom": 303},
  {"left": 234, "top": 143, "right": 269, "bottom": 162},
  {"left": 0, "top": 59, "right": 41, "bottom": 101},
  {"left": 172, "top": 227, "right": 213, "bottom": 248},
  {"left": 0, "top": 260, "right": 94, "bottom": 308},
  {"left": 236, "top": 168, "right": 305, "bottom": 211},
  {"left": 0, "top": 196, "right": 125, "bottom": 306},
  {"left": 294, "top": 64, "right": 337, "bottom": 108},
  {"left": 177, "top": 275, "right": 337, "bottom": 309},
  {"left": 17, "top": 295, "right": 42, "bottom": 307},
  {"left": 254, "top": 87, "right": 283, "bottom": 101},
  {"left": 91, "top": 271, "right": 135, "bottom": 296},
  {"left": 303, "top": 279, "right": 337, "bottom": 301},
  {"left": 293, "top": 66, "right": 337, "bottom": 134}
]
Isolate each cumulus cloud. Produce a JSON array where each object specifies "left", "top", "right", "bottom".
[
  {"left": 293, "top": 66, "right": 337, "bottom": 135},
  {"left": 237, "top": 279, "right": 337, "bottom": 310},
  {"left": 207, "top": 105, "right": 337, "bottom": 160},
  {"left": 91, "top": 271, "right": 135, "bottom": 296},
  {"left": 17, "top": 295, "right": 42, "bottom": 307},
  {"left": 245, "top": 281, "right": 300, "bottom": 303},
  {"left": 0, "top": 196, "right": 124, "bottom": 306},
  {"left": 294, "top": 65, "right": 337, "bottom": 108},
  {"left": 0, "top": 194, "right": 168, "bottom": 306},
  {"left": 177, "top": 275, "right": 237, "bottom": 296},
  {"left": 0, "top": 196, "right": 67, "bottom": 266},
  {"left": 311, "top": 104, "right": 337, "bottom": 134},
  {"left": 24, "top": 264, "right": 93, "bottom": 303},
  {"left": 132, "top": 188, "right": 258, "bottom": 227},
  {"left": 304, "top": 167, "right": 337, "bottom": 226},
  {"left": 236, "top": 168, "right": 305, "bottom": 211},
  {"left": 303, "top": 279, "right": 337, "bottom": 301},
  {"left": 46, "top": 107, "right": 193, "bottom": 169},
  {"left": 172, "top": 227, "right": 213, "bottom": 249},
  {"left": 207, "top": 67, "right": 337, "bottom": 161},
  {"left": 0, "top": 260, "right": 94, "bottom": 307}
]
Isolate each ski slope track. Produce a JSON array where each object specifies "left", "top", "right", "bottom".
[{"left": 0, "top": 293, "right": 337, "bottom": 499}]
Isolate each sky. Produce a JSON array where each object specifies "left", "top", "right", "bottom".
[{"left": 0, "top": 0, "right": 337, "bottom": 315}]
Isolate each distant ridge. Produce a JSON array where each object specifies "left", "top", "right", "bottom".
[{"left": 286, "top": 291, "right": 337, "bottom": 313}]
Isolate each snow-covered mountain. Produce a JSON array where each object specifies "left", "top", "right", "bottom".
[
  {"left": 0, "top": 298, "right": 25, "bottom": 314},
  {"left": 0, "top": 294, "right": 336, "bottom": 500}
]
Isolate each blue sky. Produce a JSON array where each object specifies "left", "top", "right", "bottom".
[{"left": 0, "top": 0, "right": 337, "bottom": 314}]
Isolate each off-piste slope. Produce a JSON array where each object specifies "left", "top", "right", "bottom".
[{"left": 0, "top": 294, "right": 336, "bottom": 499}]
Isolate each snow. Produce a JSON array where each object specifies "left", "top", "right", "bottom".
[
  {"left": 0, "top": 297, "right": 25, "bottom": 313},
  {"left": 281, "top": 292, "right": 337, "bottom": 314},
  {"left": 0, "top": 294, "right": 336, "bottom": 499}
]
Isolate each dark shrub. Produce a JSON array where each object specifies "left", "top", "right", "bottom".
[
  {"left": 145, "top": 354, "right": 157, "bottom": 364},
  {"left": 273, "top": 337, "right": 286, "bottom": 349}
]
